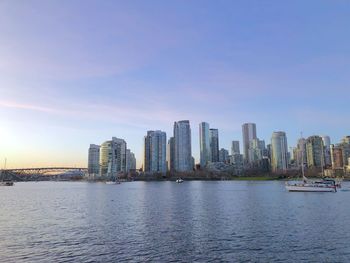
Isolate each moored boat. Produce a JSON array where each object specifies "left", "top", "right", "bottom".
[
  {"left": 105, "top": 181, "right": 120, "bottom": 185},
  {"left": 285, "top": 181, "right": 336, "bottom": 192},
  {"left": 285, "top": 133, "right": 337, "bottom": 193},
  {"left": 0, "top": 180, "right": 14, "bottom": 186}
]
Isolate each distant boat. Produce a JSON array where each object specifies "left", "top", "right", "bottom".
[
  {"left": 105, "top": 175, "right": 121, "bottom": 185},
  {"left": 285, "top": 133, "right": 337, "bottom": 193},
  {"left": 0, "top": 180, "right": 14, "bottom": 186},
  {"left": 105, "top": 181, "right": 120, "bottom": 185},
  {"left": 0, "top": 159, "right": 14, "bottom": 186},
  {"left": 285, "top": 180, "right": 337, "bottom": 192},
  {"left": 176, "top": 178, "right": 184, "bottom": 183}
]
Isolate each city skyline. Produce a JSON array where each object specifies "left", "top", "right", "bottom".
[{"left": 1, "top": 1, "right": 350, "bottom": 168}]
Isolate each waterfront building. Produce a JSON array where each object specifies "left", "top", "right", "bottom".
[
  {"left": 88, "top": 144, "right": 100, "bottom": 176},
  {"left": 229, "top": 153, "right": 244, "bottom": 173},
  {"left": 199, "top": 122, "right": 211, "bottom": 168},
  {"left": 295, "top": 138, "right": 307, "bottom": 168},
  {"left": 231, "top": 141, "right": 240, "bottom": 155},
  {"left": 167, "top": 137, "right": 175, "bottom": 171},
  {"left": 126, "top": 149, "right": 136, "bottom": 172},
  {"left": 340, "top": 136, "right": 350, "bottom": 166},
  {"left": 174, "top": 120, "right": 192, "bottom": 172},
  {"left": 341, "top": 136, "right": 350, "bottom": 144},
  {"left": 306, "top": 136, "right": 324, "bottom": 168},
  {"left": 266, "top": 144, "right": 272, "bottom": 160},
  {"left": 219, "top": 148, "right": 229, "bottom": 163},
  {"left": 144, "top": 130, "right": 167, "bottom": 174},
  {"left": 322, "top": 135, "right": 332, "bottom": 167},
  {"left": 271, "top": 131, "right": 289, "bottom": 172},
  {"left": 330, "top": 144, "right": 343, "bottom": 169},
  {"left": 209, "top": 128, "right": 219, "bottom": 162},
  {"left": 99, "top": 137, "right": 127, "bottom": 177},
  {"left": 248, "top": 138, "right": 265, "bottom": 164},
  {"left": 242, "top": 123, "right": 257, "bottom": 162}
]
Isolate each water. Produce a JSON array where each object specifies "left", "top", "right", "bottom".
[{"left": 1, "top": 181, "right": 350, "bottom": 262}]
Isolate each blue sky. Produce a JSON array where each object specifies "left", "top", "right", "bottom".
[{"left": 0, "top": 0, "right": 349, "bottom": 168}]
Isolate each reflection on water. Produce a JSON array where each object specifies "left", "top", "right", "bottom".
[{"left": 1, "top": 181, "right": 350, "bottom": 262}]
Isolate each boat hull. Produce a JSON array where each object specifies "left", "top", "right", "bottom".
[
  {"left": 0, "top": 181, "right": 14, "bottom": 186},
  {"left": 286, "top": 185, "right": 336, "bottom": 192},
  {"left": 105, "top": 181, "right": 120, "bottom": 185}
]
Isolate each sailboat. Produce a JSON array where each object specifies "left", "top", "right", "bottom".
[
  {"left": 105, "top": 174, "right": 121, "bottom": 185},
  {"left": 0, "top": 159, "right": 14, "bottom": 186},
  {"left": 285, "top": 135, "right": 337, "bottom": 193}
]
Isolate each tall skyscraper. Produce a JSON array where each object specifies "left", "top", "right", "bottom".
[
  {"left": 330, "top": 144, "right": 343, "bottom": 169},
  {"left": 231, "top": 140, "right": 240, "bottom": 155},
  {"left": 248, "top": 138, "right": 265, "bottom": 164},
  {"left": 306, "top": 136, "right": 324, "bottom": 168},
  {"left": 174, "top": 120, "right": 192, "bottom": 172},
  {"left": 322, "top": 135, "right": 331, "bottom": 167},
  {"left": 271, "top": 131, "right": 288, "bottom": 172},
  {"left": 88, "top": 144, "right": 100, "bottom": 176},
  {"left": 167, "top": 137, "right": 175, "bottom": 172},
  {"left": 126, "top": 149, "right": 136, "bottom": 172},
  {"left": 144, "top": 130, "right": 167, "bottom": 173},
  {"left": 295, "top": 138, "right": 307, "bottom": 167},
  {"left": 242, "top": 123, "right": 257, "bottom": 162},
  {"left": 340, "top": 136, "right": 350, "bottom": 166},
  {"left": 99, "top": 137, "right": 127, "bottom": 177},
  {"left": 199, "top": 122, "right": 211, "bottom": 168},
  {"left": 209, "top": 128, "right": 219, "bottom": 162}
]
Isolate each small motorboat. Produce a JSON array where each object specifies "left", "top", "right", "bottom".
[
  {"left": 105, "top": 181, "right": 121, "bottom": 185},
  {"left": 176, "top": 178, "right": 184, "bottom": 183},
  {"left": 0, "top": 180, "right": 14, "bottom": 186}
]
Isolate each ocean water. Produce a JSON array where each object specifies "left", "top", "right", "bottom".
[{"left": 1, "top": 181, "right": 350, "bottom": 262}]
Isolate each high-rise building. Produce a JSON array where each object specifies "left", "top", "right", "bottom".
[
  {"left": 271, "top": 131, "right": 288, "bottom": 172},
  {"left": 306, "top": 136, "right": 324, "bottom": 168},
  {"left": 231, "top": 141, "right": 240, "bottom": 155},
  {"left": 322, "top": 135, "right": 332, "bottom": 167},
  {"left": 174, "top": 120, "right": 192, "bottom": 172},
  {"left": 167, "top": 137, "right": 175, "bottom": 172},
  {"left": 88, "top": 144, "right": 100, "bottom": 176},
  {"left": 341, "top": 136, "right": 350, "bottom": 144},
  {"left": 242, "top": 123, "right": 257, "bottom": 162},
  {"left": 209, "top": 128, "right": 219, "bottom": 162},
  {"left": 99, "top": 137, "right": 127, "bottom": 177},
  {"left": 340, "top": 136, "right": 350, "bottom": 166},
  {"left": 248, "top": 138, "right": 265, "bottom": 164},
  {"left": 126, "top": 149, "right": 136, "bottom": 172},
  {"left": 199, "top": 122, "right": 211, "bottom": 168},
  {"left": 295, "top": 138, "right": 307, "bottom": 168},
  {"left": 144, "top": 130, "right": 167, "bottom": 173},
  {"left": 330, "top": 144, "right": 343, "bottom": 169},
  {"left": 219, "top": 148, "right": 229, "bottom": 163}
]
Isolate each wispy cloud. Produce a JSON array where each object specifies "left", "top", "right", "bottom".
[{"left": 0, "top": 101, "right": 56, "bottom": 113}]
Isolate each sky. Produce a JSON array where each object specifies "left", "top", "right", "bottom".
[{"left": 0, "top": 0, "right": 349, "bottom": 169}]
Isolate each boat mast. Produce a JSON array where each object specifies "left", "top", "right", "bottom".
[
  {"left": 0, "top": 158, "right": 6, "bottom": 181},
  {"left": 301, "top": 132, "right": 307, "bottom": 182}
]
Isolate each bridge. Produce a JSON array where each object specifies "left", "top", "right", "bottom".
[{"left": 0, "top": 167, "right": 88, "bottom": 181}]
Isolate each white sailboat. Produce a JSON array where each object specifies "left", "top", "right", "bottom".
[
  {"left": 105, "top": 174, "right": 121, "bottom": 185},
  {"left": 285, "top": 135, "right": 337, "bottom": 193},
  {"left": 0, "top": 159, "right": 14, "bottom": 186}
]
